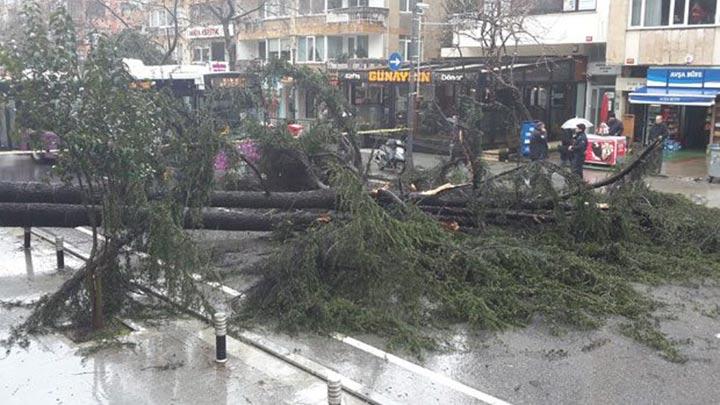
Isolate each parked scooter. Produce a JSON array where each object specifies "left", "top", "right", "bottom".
[{"left": 375, "top": 138, "right": 406, "bottom": 172}]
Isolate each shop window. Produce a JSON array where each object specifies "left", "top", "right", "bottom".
[
  {"left": 211, "top": 42, "right": 225, "bottom": 61},
  {"left": 631, "top": 0, "right": 717, "bottom": 26},
  {"left": 192, "top": 47, "right": 210, "bottom": 62}
]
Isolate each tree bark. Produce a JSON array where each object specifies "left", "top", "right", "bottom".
[
  {"left": 0, "top": 182, "right": 337, "bottom": 209},
  {"left": 0, "top": 203, "right": 330, "bottom": 231}
]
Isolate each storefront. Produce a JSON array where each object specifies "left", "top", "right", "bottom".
[
  {"left": 337, "top": 68, "right": 433, "bottom": 128},
  {"left": 629, "top": 67, "right": 720, "bottom": 149},
  {"left": 187, "top": 25, "right": 232, "bottom": 72},
  {"left": 586, "top": 62, "right": 621, "bottom": 132}
]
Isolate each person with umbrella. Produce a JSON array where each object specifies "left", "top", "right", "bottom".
[
  {"left": 561, "top": 118, "right": 593, "bottom": 168},
  {"left": 568, "top": 123, "right": 588, "bottom": 179}
]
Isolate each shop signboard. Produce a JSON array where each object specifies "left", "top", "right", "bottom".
[
  {"left": 584, "top": 135, "right": 627, "bottom": 166},
  {"left": 434, "top": 72, "right": 476, "bottom": 82},
  {"left": 368, "top": 70, "right": 431, "bottom": 84},
  {"left": 587, "top": 62, "right": 621, "bottom": 76},
  {"left": 187, "top": 25, "right": 232, "bottom": 39},
  {"left": 646, "top": 67, "right": 720, "bottom": 89}
]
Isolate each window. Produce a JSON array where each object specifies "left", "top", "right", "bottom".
[
  {"left": 258, "top": 41, "right": 266, "bottom": 59},
  {"left": 328, "top": 0, "right": 343, "bottom": 9},
  {"left": 630, "top": 0, "right": 717, "bottom": 26},
  {"left": 327, "top": 36, "right": 344, "bottom": 60},
  {"left": 192, "top": 47, "right": 210, "bottom": 62},
  {"left": 299, "top": 0, "right": 326, "bottom": 14},
  {"left": 211, "top": 42, "right": 225, "bottom": 61},
  {"left": 349, "top": 0, "right": 369, "bottom": 6},
  {"left": 267, "top": 38, "right": 292, "bottom": 61},
  {"left": 531, "top": 0, "right": 563, "bottom": 14},
  {"left": 264, "top": 0, "right": 289, "bottom": 18},
  {"left": 148, "top": 9, "right": 173, "bottom": 27},
  {"left": 399, "top": 35, "right": 421, "bottom": 60},
  {"left": 400, "top": 0, "right": 417, "bottom": 13},
  {"left": 400, "top": 35, "right": 411, "bottom": 60},
  {"left": 563, "top": 0, "right": 596, "bottom": 11},
  {"left": 354, "top": 35, "right": 368, "bottom": 58},
  {"left": 298, "top": 36, "right": 326, "bottom": 62}
]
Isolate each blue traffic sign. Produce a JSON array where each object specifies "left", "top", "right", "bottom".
[{"left": 388, "top": 52, "right": 403, "bottom": 71}]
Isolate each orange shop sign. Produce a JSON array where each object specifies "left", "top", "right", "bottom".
[{"left": 368, "top": 70, "right": 431, "bottom": 83}]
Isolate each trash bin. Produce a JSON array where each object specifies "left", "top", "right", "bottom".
[{"left": 708, "top": 144, "right": 720, "bottom": 180}]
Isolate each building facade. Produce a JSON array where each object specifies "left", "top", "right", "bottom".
[
  {"left": 441, "top": 0, "right": 612, "bottom": 137},
  {"left": 607, "top": 0, "right": 720, "bottom": 151}
]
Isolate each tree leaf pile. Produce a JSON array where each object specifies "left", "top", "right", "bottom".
[{"left": 240, "top": 168, "right": 720, "bottom": 362}]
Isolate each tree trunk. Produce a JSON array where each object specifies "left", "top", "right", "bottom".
[
  {"left": 0, "top": 183, "right": 337, "bottom": 209},
  {"left": 0, "top": 203, "right": 330, "bottom": 231}
]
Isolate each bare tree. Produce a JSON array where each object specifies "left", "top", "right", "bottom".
[{"left": 190, "top": 0, "right": 266, "bottom": 71}]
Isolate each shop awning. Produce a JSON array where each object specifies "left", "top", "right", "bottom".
[{"left": 629, "top": 86, "right": 720, "bottom": 106}]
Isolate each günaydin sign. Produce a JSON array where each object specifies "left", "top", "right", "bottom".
[
  {"left": 368, "top": 70, "right": 431, "bottom": 83},
  {"left": 187, "top": 25, "right": 232, "bottom": 39}
]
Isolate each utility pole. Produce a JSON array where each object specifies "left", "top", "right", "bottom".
[{"left": 406, "top": 3, "right": 420, "bottom": 170}]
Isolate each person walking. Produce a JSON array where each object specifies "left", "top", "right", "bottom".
[
  {"left": 560, "top": 128, "right": 574, "bottom": 166},
  {"left": 648, "top": 115, "right": 668, "bottom": 175},
  {"left": 568, "top": 123, "right": 588, "bottom": 179},
  {"left": 529, "top": 121, "right": 548, "bottom": 161},
  {"left": 607, "top": 112, "right": 624, "bottom": 137}
]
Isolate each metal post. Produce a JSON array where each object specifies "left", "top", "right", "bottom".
[
  {"left": 214, "top": 312, "right": 227, "bottom": 364},
  {"left": 406, "top": 3, "right": 420, "bottom": 170},
  {"left": 23, "top": 227, "right": 31, "bottom": 249},
  {"left": 55, "top": 236, "right": 64, "bottom": 270},
  {"left": 327, "top": 374, "right": 342, "bottom": 405}
]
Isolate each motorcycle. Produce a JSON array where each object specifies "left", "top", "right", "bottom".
[{"left": 375, "top": 138, "right": 406, "bottom": 173}]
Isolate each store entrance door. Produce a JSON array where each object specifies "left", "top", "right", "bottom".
[
  {"left": 683, "top": 106, "right": 711, "bottom": 150},
  {"left": 588, "top": 86, "right": 615, "bottom": 133}
]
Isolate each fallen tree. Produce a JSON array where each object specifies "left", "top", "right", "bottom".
[
  {"left": 0, "top": 182, "right": 337, "bottom": 210},
  {"left": 0, "top": 203, "right": 329, "bottom": 231}
]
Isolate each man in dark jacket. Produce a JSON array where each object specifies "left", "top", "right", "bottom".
[
  {"left": 529, "top": 121, "right": 548, "bottom": 161},
  {"left": 607, "top": 112, "right": 624, "bottom": 137},
  {"left": 647, "top": 115, "right": 668, "bottom": 175},
  {"left": 569, "top": 123, "right": 588, "bottom": 179}
]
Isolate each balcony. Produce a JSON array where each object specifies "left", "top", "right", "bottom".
[
  {"left": 236, "top": 7, "right": 389, "bottom": 40},
  {"left": 326, "top": 7, "right": 388, "bottom": 27}
]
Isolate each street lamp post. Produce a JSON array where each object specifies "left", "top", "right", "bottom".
[{"left": 406, "top": 1, "right": 429, "bottom": 171}]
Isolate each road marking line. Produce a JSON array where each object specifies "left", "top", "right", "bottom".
[{"left": 333, "top": 333, "right": 514, "bottom": 405}]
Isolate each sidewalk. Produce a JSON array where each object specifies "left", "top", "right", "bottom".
[{"left": 0, "top": 228, "right": 366, "bottom": 405}]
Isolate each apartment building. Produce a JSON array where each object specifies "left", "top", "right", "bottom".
[
  {"left": 607, "top": 0, "right": 720, "bottom": 154},
  {"left": 441, "top": 0, "right": 612, "bottom": 137}
]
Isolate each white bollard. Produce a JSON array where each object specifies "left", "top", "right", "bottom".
[
  {"left": 56, "top": 236, "right": 65, "bottom": 269},
  {"left": 327, "top": 374, "right": 343, "bottom": 405},
  {"left": 214, "top": 312, "right": 227, "bottom": 364}
]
